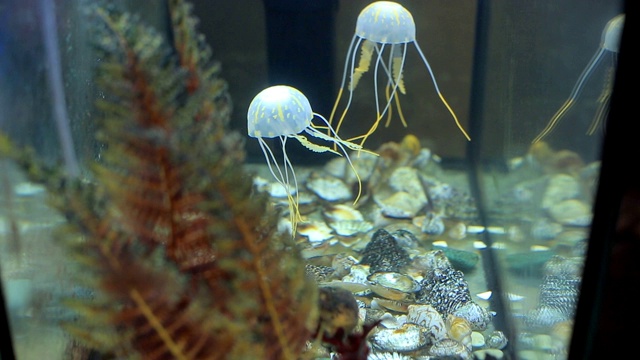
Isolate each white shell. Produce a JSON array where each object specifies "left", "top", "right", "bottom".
[
  {"left": 375, "top": 191, "right": 425, "bottom": 219},
  {"left": 548, "top": 199, "right": 592, "bottom": 226},
  {"left": 323, "top": 204, "right": 364, "bottom": 222},
  {"left": 429, "top": 338, "right": 473, "bottom": 359},
  {"left": 389, "top": 167, "right": 428, "bottom": 204},
  {"left": 305, "top": 172, "right": 352, "bottom": 202},
  {"left": 406, "top": 304, "right": 447, "bottom": 342},
  {"left": 451, "top": 302, "right": 493, "bottom": 331},
  {"left": 371, "top": 323, "right": 430, "bottom": 352},
  {"left": 296, "top": 221, "right": 333, "bottom": 243},
  {"left": 542, "top": 174, "right": 580, "bottom": 209}
]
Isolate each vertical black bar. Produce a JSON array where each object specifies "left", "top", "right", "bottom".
[
  {"left": 262, "top": 0, "right": 338, "bottom": 165},
  {"left": 569, "top": 1, "right": 636, "bottom": 359},
  {"left": 466, "top": 1, "right": 517, "bottom": 359},
  {"left": 0, "top": 268, "right": 16, "bottom": 360}
]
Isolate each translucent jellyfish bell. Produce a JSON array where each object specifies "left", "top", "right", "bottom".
[
  {"left": 247, "top": 85, "right": 365, "bottom": 233},
  {"left": 532, "top": 14, "right": 625, "bottom": 143},
  {"left": 329, "top": 1, "right": 470, "bottom": 149}
]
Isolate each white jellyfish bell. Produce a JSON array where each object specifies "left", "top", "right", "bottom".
[
  {"left": 247, "top": 85, "right": 366, "bottom": 234},
  {"left": 329, "top": 1, "right": 470, "bottom": 149},
  {"left": 532, "top": 13, "right": 625, "bottom": 143}
]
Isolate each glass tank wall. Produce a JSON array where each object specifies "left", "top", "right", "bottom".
[{"left": 0, "top": 0, "right": 628, "bottom": 359}]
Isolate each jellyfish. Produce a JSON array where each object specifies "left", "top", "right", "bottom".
[
  {"left": 532, "top": 13, "right": 624, "bottom": 144},
  {"left": 247, "top": 85, "right": 366, "bottom": 233},
  {"left": 329, "top": 1, "right": 470, "bottom": 149}
]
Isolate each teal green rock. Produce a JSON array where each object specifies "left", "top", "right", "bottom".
[
  {"left": 433, "top": 246, "right": 480, "bottom": 272},
  {"left": 505, "top": 250, "right": 555, "bottom": 275}
]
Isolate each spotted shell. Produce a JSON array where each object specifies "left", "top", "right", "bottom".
[
  {"left": 371, "top": 323, "right": 430, "bottom": 352},
  {"left": 451, "top": 301, "right": 493, "bottom": 331},
  {"left": 428, "top": 338, "right": 473, "bottom": 359}
]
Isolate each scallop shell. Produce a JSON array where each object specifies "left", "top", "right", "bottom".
[
  {"left": 406, "top": 304, "right": 447, "bottom": 343},
  {"left": 329, "top": 220, "right": 373, "bottom": 236},
  {"left": 371, "top": 323, "right": 430, "bottom": 352}
]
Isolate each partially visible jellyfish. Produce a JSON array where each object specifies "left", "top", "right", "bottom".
[
  {"left": 329, "top": 1, "right": 470, "bottom": 149},
  {"left": 247, "top": 85, "right": 365, "bottom": 233},
  {"left": 532, "top": 14, "right": 625, "bottom": 144}
]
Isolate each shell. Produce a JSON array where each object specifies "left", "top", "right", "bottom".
[
  {"left": 331, "top": 253, "right": 357, "bottom": 278},
  {"left": 428, "top": 338, "right": 473, "bottom": 359},
  {"left": 342, "top": 265, "right": 372, "bottom": 296},
  {"left": 451, "top": 301, "right": 493, "bottom": 331},
  {"left": 446, "top": 314, "right": 472, "bottom": 350},
  {"left": 486, "top": 330, "right": 508, "bottom": 350},
  {"left": 297, "top": 221, "right": 333, "bottom": 243},
  {"left": 548, "top": 199, "right": 592, "bottom": 226},
  {"left": 323, "top": 204, "right": 364, "bottom": 222},
  {"left": 329, "top": 220, "right": 373, "bottom": 236},
  {"left": 368, "top": 272, "right": 421, "bottom": 293},
  {"left": 419, "top": 212, "right": 445, "bottom": 235},
  {"left": 371, "top": 323, "right": 430, "bottom": 352},
  {"left": 374, "top": 191, "right": 425, "bottom": 219},
  {"left": 368, "top": 352, "right": 413, "bottom": 360},
  {"left": 305, "top": 172, "right": 352, "bottom": 202},
  {"left": 389, "top": 166, "right": 428, "bottom": 204},
  {"left": 406, "top": 304, "right": 447, "bottom": 343},
  {"left": 541, "top": 174, "right": 580, "bottom": 209},
  {"left": 371, "top": 298, "right": 410, "bottom": 313}
]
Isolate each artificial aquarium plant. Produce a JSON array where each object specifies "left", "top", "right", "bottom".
[{"left": 4, "top": 1, "right": 325, "bottom": 358}]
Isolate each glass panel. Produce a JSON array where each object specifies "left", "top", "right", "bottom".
[
  {"left": 0, "top": 0, "right": 627, "bottom": 359},
  {"left": 474, "top": 1, "right": 624, "bottom": 359}
]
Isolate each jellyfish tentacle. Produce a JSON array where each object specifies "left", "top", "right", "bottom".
[
  {"left": 310, "top": 113, "right": 365, "bottom": 206},
  {"left": 332, "top": 36, "right": 364, "bottom": 142},
  {"left": 587, "top": 62, "right": 615, "bottom": 136},
  {"left": 413, "top": 41, "right": 470, "bottom": 141},
  {"left": 280, "top": 136, "right": 303, "bottom": 231},
  {"left": 257, "top": 137, "right": 302, "bottom": 234},
  {"left": 294, "top": 134, "right": 342, "bottom": 156},
  {"left": 532, "top": 47, "right": 607, "bottom": 143},
  {"left": 329, "top": 35, "right": 358, "bottom": 132}
]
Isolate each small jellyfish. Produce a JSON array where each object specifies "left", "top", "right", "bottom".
[
  {"left": 247, "top": 85, "right": 365, "bottom": 233},
  {"left": 329, "top": 1, "right": 470, "bottom": 149},
  {"left": 532, "top": 13, "right": 625, "bottom": 143}
]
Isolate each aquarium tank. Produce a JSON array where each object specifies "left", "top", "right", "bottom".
[{"left": 0, "top": 0, "right": 634, "bottom": 359}]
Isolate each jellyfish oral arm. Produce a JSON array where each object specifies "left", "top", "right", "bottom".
[{"left": 413, "top": 41, "right": 470, "bottom": 141}]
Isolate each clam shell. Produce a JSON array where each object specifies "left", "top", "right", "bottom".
[
  {"left": 368, "top": 272, "right": 421, "bottom": 293},
  {"left": 446, "top": 314, "right": 473, "bottom": 350},
  {"left": 371, "top": 323, "right": 430, "bottom": 352}
]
